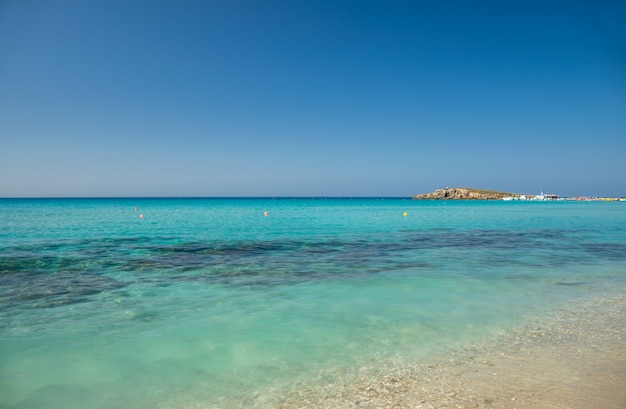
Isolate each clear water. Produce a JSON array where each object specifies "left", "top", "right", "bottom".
[{"left": 1, "top": 198, "right": 625, "bottom": 408}]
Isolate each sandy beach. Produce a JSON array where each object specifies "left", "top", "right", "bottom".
[{"left": 223, "top": 295, "right": 626, "bottom": 409}]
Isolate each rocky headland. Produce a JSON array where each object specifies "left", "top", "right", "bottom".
[{"left": 413, "top": 187, "right": 518, "bottom": 200}]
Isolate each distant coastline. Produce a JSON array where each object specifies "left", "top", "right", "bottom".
[
  {"left": 0, "top": 193, "right": 624, "bottom": 201},
  {"left": 413, "top": 187, "right": 626, "bottom": 201}
]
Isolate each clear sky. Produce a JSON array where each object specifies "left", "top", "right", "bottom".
[{"left": 1, "top": 0, "right": 625, "bottom": 197}]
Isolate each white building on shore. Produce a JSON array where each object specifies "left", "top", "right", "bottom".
[{"left": 502, "top": 192, "right": 558, "bottom": 201}]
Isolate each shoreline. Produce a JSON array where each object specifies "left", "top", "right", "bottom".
[{"left": 218, "top": 294, "right": 626, "bottom": 409}]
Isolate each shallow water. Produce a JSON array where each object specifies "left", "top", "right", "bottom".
[{"left": 1, "top": 198, "right": 625, "bottom": 408}]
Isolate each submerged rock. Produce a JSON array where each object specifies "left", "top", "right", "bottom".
[{"left": 0, "top": 271, "right": 126, "bottom": 309}]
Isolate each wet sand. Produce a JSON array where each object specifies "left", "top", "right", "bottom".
[{"left": 221, "top": 294, "right": 626, "bottom": 409}]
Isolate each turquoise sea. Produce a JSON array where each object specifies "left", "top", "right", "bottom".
[{"left": 1, "top": 198, "right": 625, "bottom": 408}]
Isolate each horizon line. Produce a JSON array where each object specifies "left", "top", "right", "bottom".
[{"left": 0, "top": 196, "right": 414, "bottom": 200}]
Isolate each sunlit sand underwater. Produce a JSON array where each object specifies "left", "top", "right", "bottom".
[{"left": 1, "top": 198, "right": 625, "bottom": 408}]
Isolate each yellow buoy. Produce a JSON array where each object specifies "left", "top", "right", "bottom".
[{"left": 403, "top": 212, "right": 408, "bottom": 217}]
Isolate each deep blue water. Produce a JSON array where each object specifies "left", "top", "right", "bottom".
[{"left": 1, "top": 198, "right": 625, "bottom": 408}]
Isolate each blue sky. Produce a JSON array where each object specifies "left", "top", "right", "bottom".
[{"left": 1, "top": 0, "right": 624, "bottom": 197}]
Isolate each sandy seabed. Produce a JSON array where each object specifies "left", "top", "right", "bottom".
[{"left": 208, "top": 295, "right": 626, "bottom": 409}]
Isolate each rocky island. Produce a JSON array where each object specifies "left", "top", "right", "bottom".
[{"left": 413, "top": 187, "right": 518, "bottom": 200}]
